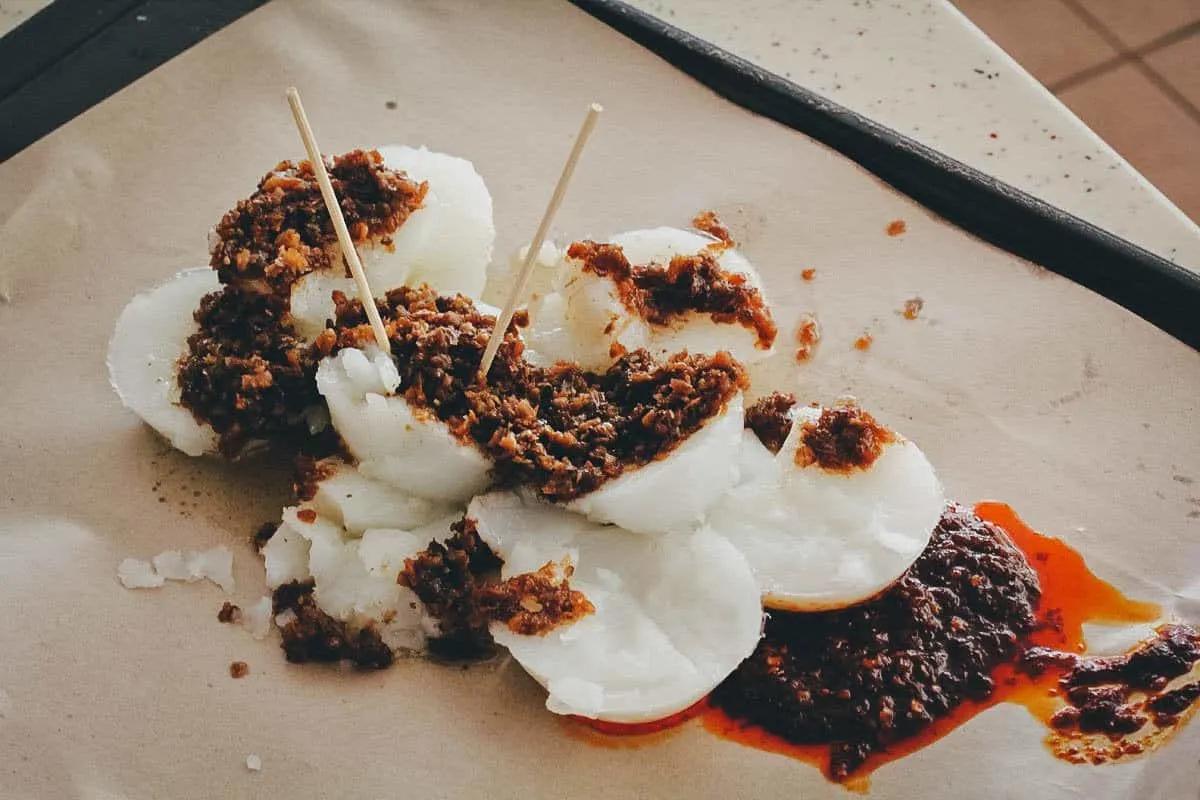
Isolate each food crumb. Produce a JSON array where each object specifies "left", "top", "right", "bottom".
[
  {"left": 385, "top": 100, "right": 397, "bottom": 110},
  {"left": 901, "top": 298, "right": 924, "bottom": 320},
  {"left": 801, "top": 268, "right": 817, "bottom": 281},
  {"left": 117, "top": 557, "right": 165, "bottom": 589},
  {"left": 794, "top": 312, "right": 821, "bottom": 362},
  {"left": 245, "top": 753, "right": 262, "bottom": 772},
  {"left": 854, "top": 333, "right": 873, "bottom": 351},
  {"left": 296, "top": 508, "right": 318, "bottom": 524},
  {"left": 886, "top": 220, "right": 907, "bottom": 237},
  {"left": 230, "top": 661, "right": 250, "bottom": 679},
  {"left": 691, "top": 210, "right": 733, "bottom": 245},
  {"left": 218, "top": 601, "right": 242, "bottom": 624}
]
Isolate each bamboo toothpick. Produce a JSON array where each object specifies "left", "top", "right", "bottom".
[
  {"left": 478, "top": 103, "right": 603, "bottom": 378},
  {"left": 286, "top": 87, "right": 391, "bottom": 354}
]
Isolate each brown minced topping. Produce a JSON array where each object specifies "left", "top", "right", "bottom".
[
  {"left": 1148, "top": 679, "right": 1200, "bottom": 724},
  {"left": 210, "top": 149, "right": 427, "bottom": 299},
  {"left": 901, "top": 298, "right": 924, "bottom": 320},
  {"left": 794, "top": 312, "right": 821, "bottom": 362},
  {"left": 400, "top": 519, "right": 591, "bottom": 655},
  {"left": 711, "top": 505, "right": 1041, "bottom": 780},
  {"left": 217, "top": 601, "right": 242, "bottom": 624},
  {"left": 566, "top": 240, "right": 777, "bottom": 350},
  {"left": 744, "top": 392, "right": 798, "bottom": 455},
  {"left": 252, "top": 522, "right": 279, "bottom": 552},
  {"left": 177, "top": 286, "right": 333, "bottom": 457},
  {"left": 293, "top": 455, "right": 341, "bottom": 503},
  {"left": 691, "top": 210, "right": 734, "bottom": 246},
  {"left": 261, "top": 514, "right": 592, "bottom": 663},
  {"left": 271, "top": 579, "right": 393, "bottom": 669},
  {"left": 181, "top": 270, "right": 745, "bottom": 483},
  {"left": 476, "top": 559, "right": 595, "bottom": 636},
  {"left": 229, "top": 661, "right": 250, "bottom": 679},
  {"left": 398, "top": 517, "right": 504, "bottom": 659},
  {"left": 795, "top": 400, "right": 895, "bottom": 472},
  {"left": 1023, "top": 623, "right": 1200, "bottom": 750},
  {"left": 334, "top": 285, "right": 748, "bottom": 503}
]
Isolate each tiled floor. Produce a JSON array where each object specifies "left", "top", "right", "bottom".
[{"left": 953, "top": 0, "right": 1200, "bottom": 221}]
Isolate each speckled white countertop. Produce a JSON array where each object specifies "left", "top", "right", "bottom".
[{"left": 630, "top": 0, "right": 1200, "bottom": 268}]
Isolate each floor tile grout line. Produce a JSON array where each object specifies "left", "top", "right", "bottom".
[
  {"left": 1133, "top": 20, "right": 1200, "bottom": 58},
  {"left": 1038, "top": 4, "right": 1200, "bottom": 96},
  {"left": 1047, "top": 53, "right": 1128, "bottom": 94},
  {"left": 1059, "top": 0, "right": 1138, "bottom": 54},
  {"left": 1134, "top": 59, "right": 1200, "bottom": 126},
  {"left": 1057, "top": 0, "right": 1200, "bottom": 60},
  {"left": 1051, "top": 0, "right": 1200, "bottom": 121}
]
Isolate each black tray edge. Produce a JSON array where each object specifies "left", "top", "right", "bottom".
[
  {"left": 0, "top": 0, "right": 267, "bottom": 164},
  {"left": 570, "top": 0, "right": 1200, "bottom": 352}
]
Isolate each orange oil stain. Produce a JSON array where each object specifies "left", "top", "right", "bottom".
[
  {"left": 560, "top": 699, "right": 709, "bottom": 749},
  {"left": 571, "top": 503, "right": 1163, "bottom": 791},
  {"left": 701, "top": 504, "right": 1160, "bottom": 788}
]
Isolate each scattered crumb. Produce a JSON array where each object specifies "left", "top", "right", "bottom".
[
  {"left": 245, "top": 754, "right": 262, "bottom": 772},
  {"left": 160, "top": 547, "right": 235, "bottom": 592},
  {"left": 691, "top": 210, "right": 733, "bottom": 245},
  {"left": 117, "top": 547, "right": 235, "bottom": 593},
  {"left": 118, "top": 558, "right": 165, "bottom": 589},
  {"left": 854, "top": 333, "right": 874, "bottom": 351},
  {"left": 794, "top": 313, "right": 821, "bottom": 362},
  {"left": 385, "top": 100, "right": 398, "bottom": 110},
  {"left": 886, "top": 220, "right": 907, "bottom": 237},
  {"left": 296, "top": 508, "right": 318, "bottom": 524},
  {"left": 241, "top": 596, "right": 274, "bottom": 640},
  {"left": 901, "top": 298, "right": 924, "bottom": 320},
  {"left": 801, "top": 268, "right": 817, "bottom": 281},
  {"left": 218, "top": 601, "right": 243, "bottom": 624},
  {"left": 230, "top": 661, "right": 250, "bottom": 679}
]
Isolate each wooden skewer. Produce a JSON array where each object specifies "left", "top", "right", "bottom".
[
  {"left": 285, "top": 87, "right": 392, "bottom": 354},
  {"left": 478, "top": 102, "right": 603, "bottom": 378}
]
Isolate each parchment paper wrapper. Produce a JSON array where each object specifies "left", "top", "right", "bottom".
[{"left": 0, "top": 1, "right": 1197, "bottom": 797}]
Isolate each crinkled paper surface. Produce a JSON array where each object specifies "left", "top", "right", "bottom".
[{"left": 0, "top": 1, "right": 1197, "bottom": 797}]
